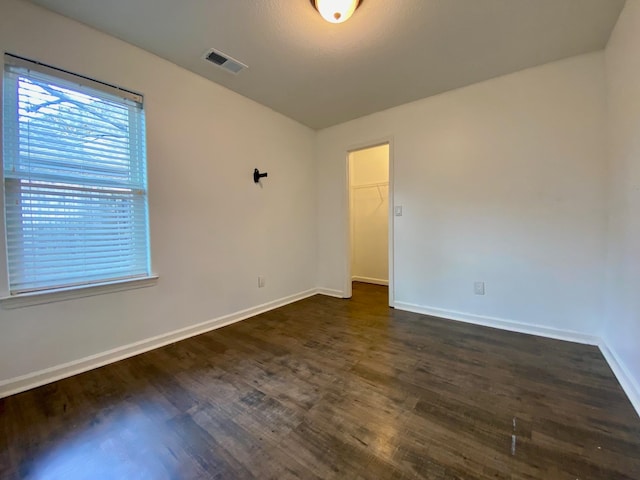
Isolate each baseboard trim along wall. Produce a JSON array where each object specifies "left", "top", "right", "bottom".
[
  {"left": 598, "top": 341, "right": 640, "bottom": 419},
  {"left": 315, "top": 287, "right": 345, "bottom": 298},
  {"left": 394, "top": 300, "right": 639, "bottom": 418},
  {"left": 0, "top": 288, "right": 318, "bottom": 399},
  {"left": 351, "top": 276, "right": 389, "bottom": 286},
  {"left": 394, "top": 301, "right": 600, "bottom": 345},
  {"left": 3, "top": 289, "right": 638, "bottom": 420}
]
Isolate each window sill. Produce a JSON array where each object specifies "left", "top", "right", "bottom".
[{"left": 0, "top": 275, "right": 159, "bottom": 309}]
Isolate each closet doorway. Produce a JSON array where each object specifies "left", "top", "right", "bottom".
[{"left": 347, "top": 143, "right": 392, "bottom": 304}]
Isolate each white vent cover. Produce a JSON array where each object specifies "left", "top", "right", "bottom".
[{"left": 202, "top": 48, "right": 248, "bottom": 75}]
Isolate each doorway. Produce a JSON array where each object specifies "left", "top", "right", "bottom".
[{"left": 347, "top": 143, "right": 392, "bottom": 306}]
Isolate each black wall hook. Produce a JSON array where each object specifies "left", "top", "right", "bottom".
[{"left": 254, "top": 168, "right": 268, "bottom": 183}]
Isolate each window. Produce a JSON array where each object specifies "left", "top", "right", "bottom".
[{"left": 2, "top": 54, "right": 151, "bottom": 295}]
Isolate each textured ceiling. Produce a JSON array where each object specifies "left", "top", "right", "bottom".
[{"left": 29, "top": 0, "right": 625, "bottom": 129}]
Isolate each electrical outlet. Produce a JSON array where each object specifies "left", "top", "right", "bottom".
[
  {"left": 474, "top": 281, "right": 485, "bottom": 295},
  {"left": 258, "top": 275, "right": 266, "bottom": 288}
]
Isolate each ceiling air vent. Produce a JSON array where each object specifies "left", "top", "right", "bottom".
[{"left": 202, "top": 48, "right": 248, "bottom": 75}]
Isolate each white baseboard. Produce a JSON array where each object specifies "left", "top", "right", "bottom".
[
  {"left": 0, "top": 289, "right": 317, "bottom": 399},
  {"left": 316, "top": 287, "right": 345, "bottom": 298},
  {"left": 598, "top": 340, "right": 640, "bottom": 419},
  {"left": 394, "top": 301, "right": 640, "bottom": 417},
  {"left": 394, "top": 301, "right": 600, "bottom": 346},
  {"left": 352, "top": 276, "right": 389, "bottom": 286},
  {"left": 4, "top": 289, "right": 638, "bottom": 421}
]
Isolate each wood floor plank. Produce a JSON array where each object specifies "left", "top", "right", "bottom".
[{"left": 1, "top": 283, "right": 639, "bottom": 479}]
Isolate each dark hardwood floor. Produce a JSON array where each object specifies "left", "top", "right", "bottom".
[{"left": 1, "top": 282, "right": 639, "bottom": 479}]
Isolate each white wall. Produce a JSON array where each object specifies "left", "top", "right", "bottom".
[
  {"left": 350, "top": 145, "right": 389, "bottom": 285},
  {"left": 0, "top": 0, "right": 629, "bottom": 410},
  {"left": 318, "top": 52, "right": 608, "bottom": 336},
  {"left": 603, "top": 0, "right": 640, "bottom": 409},
  {"left": 0, "top": 0, "right": 317, "bottom": 387}
]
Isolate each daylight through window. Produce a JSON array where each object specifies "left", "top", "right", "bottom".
[{"left": 2, "top": 54, "right": 150, "bottom": 294}]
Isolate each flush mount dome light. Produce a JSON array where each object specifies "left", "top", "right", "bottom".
[{"left": 311, "top": 0, "right": 362, "bottom": 24}]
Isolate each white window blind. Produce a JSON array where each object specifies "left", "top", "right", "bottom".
[{"left": 2, "top": 54, "right": 150, "bottom": 294}]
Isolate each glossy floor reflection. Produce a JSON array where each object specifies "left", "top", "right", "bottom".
[{"left": 1, "top": 283, "right": 639, "bottom": 479}]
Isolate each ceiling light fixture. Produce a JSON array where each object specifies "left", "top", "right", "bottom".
[{"left": 311, "top": 0, "right": 362, "bottom": 24}]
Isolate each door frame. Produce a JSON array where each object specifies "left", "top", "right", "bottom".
[{"left": 344, "top": 137, "right": 395, "bottom": 307}]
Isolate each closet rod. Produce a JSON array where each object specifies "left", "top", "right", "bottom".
[{"left": 351, "top": 181, "right": 389, "bottom": 190}]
